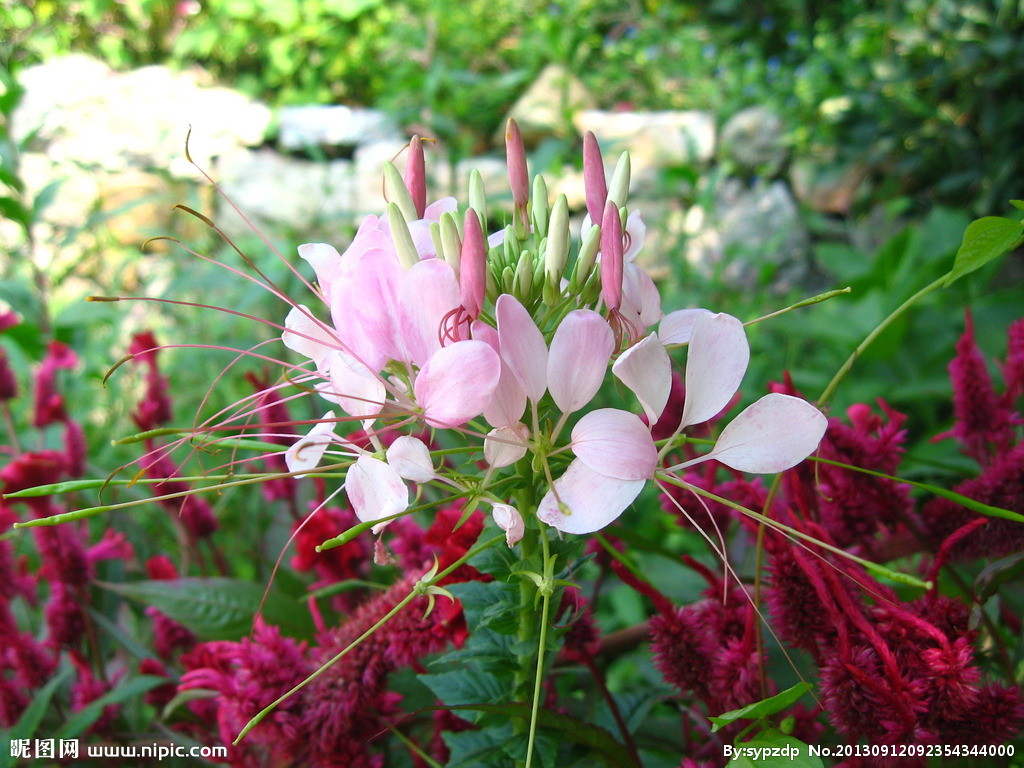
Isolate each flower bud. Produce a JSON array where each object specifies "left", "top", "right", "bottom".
[
  {"left": 505, "top": 118, "right": 530, "bottom": 239},
  {"left": 439, "top": 211, "right": 462, "bottom": 279},
  {"left": 460, "top": 208, "right": 487, "bottom": 320},
  {"left": 531, "top": 174, "right": 549, "bottom": 239},
  {"left": 571, "top": 222, "right": 602, "bottom": 292},
  {"left": 514, "top": 250, "right": 534, "bottom": 302},
  {"left": 383, "top": 161, "right": 418, "bottom": 223},
  {"left": 468, "top": 168, "right": 488, "bottom": 227},
  {"left": 600, "top": 200, "right": 624, "bottom": 311},
  {"left": 607, "top": 151, "right": 631, "bottom": 209},
  {"left": 387, "top": 202, "right": 420, "bottom": 270},
  {"left": 404, "top": 135, "right": 427, "bottom": 219},
  {"left": 544, "top": 193, "right": 570, "bottom": 286},
  {"left": 583, "top": 131, "right": 607, "bottom": 225}
]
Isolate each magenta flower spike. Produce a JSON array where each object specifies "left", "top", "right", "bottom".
[
  {"left": 505, "top": 118, "right": 530, "bottom": 224},
  {"left": 583, "top": 131, "right": 608, "bottom": 225},
  {"left": 404, "top": 135, "right": 427, "bottom": 219},
  {"left": 460, "top": 208, "right": 487, "bottom": 321},
  {"left": 600, "top": 200, "right": 624, "bottom": 313}
]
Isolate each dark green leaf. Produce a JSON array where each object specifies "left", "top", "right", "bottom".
[
  {"left": 96, "top": 577, "right": 314, "bottom": 640},
  {"left": 56, "top": 676, "right": 166, "bottom": 739},
  {"left": 10, "top": 665, "right": 75, "bottom": 742},
  {"left": 419, "top": 668, "right": 509, "bottom": 712},
  {"left": 944, "top": 216, "right": 1024, "bottom": 286},
  {"left": 709, "top": 682, "right": 812, "bottom": 731}
]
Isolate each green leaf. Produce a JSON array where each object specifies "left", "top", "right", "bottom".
[
  {"left": 96, "top": 577, "right": 314, "bottom": 640},
  {"left": 56, "top": 676, "right": 167, "bottom": 739},
  {"left": 725, "top": 731, "right": 824, "bottom": 768},
  {"left": 420, "top": 668, "right": 509, "bottom": 712},
  {"left": 1009, "top": 199, "right": 1024, "bottom": 212},
  {"left": 9, "top": 664, "right": 75, "bottom": 743},
  {"left": 944, "top": 216, "right": 1024, "bottom": 286},
  {"left": 709, "top": 682, "right": 812, "bottom": 732}
]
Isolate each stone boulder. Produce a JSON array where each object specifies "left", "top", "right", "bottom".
[
  {"left": 683, "top": 178, "right": 810, "bottom": 289},
  {"left": 719, "top": 106, "right": 788, "bottom": 176},
  {"left": 504, "top": 64, "right": 596, "bottom": 147}
]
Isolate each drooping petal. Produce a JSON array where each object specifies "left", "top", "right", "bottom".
[
  {"left": 571, "top": 408, "right": 658, "bottom": 480},
  {"left": 679, "top": 312, "right": 750, "bottom": 428},
  {"left": 547, "top": 310, "right": 614, "bottom": 414},
  {"left": 612, "top": 333, "right": 672, "bottom": 424},
  {"left": 347, "top": 454, "right": 409, "bottom": 533},
  {"left": 622, "top": 210, "right": 646, "bottom": 262},
  {"left": 537, "top": 460, "right": 645, "bottom": 534},
  {"left": 699, "top": 393, "right": 827, "bottom": 473},
  {"left": 319, "top": 350, "right": 386, "bottom": 418},
  {"left": 399, "top": 258, "right": 460, "bottom": 367},
  {"left": 659, "top": 308, "right": 713, "bottom": 346},
  {"left": 496, "top": 294, "right": 548, "bottom": 402},
  {"left": 414, "top": 340, "right": 501, "bottom": 428},
  {"left": 349, "top": 247, "right": 407, "bottom": 364},
  {"left": 282, "top": 305, "right": 338, "bottom": 370},
  {"left": 386, "top": 436, "right": 436, "bottom": 482},
  {"left": 285, "top": 413, "right": 338, "bottom": 477},
  {"left": 620, "top": 262, "right": 662, "bottom": 331},
  {"left": 492, "top": 503, "right": 525, "bottom": 547},
  {"left": 484, "top": 424, "right": 530, "bottom": 468}
]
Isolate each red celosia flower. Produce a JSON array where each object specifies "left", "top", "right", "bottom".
[{"left": 32, "top": 341, "right": 78, "bottom": 428}]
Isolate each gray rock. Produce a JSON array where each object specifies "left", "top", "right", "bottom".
[
  {"left": 719, "top": 106, "right": 788, "bottom": 175},
  {"left": 683, "top": 178, "right": 809, "bottom": 289}
]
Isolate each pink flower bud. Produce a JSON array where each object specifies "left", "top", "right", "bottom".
[
  {"left": 583, "top": 131, "right": 608, "bottom": 225},
  {"left": 404, "top": 135, "right": 427, "bottom": 219},
  {"left": 505, "top": 119, "right": 529, "bottom": 218},
  {"left": 600, "top": 200, "right": 623, "bottom": 312},
  {"left": 460, "top": 208, "right": 486, "bottom": 320}
]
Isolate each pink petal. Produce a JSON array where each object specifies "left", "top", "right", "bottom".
[
  {"left": 386, "top": 436, "right": 435, "bottom": 482},
  {"left": 285, "top": 413, "right": 338, "bottom": 477},
  {"left": 680, "top": 312, "right": 749, "bottom": 428},
  {"left": 347, "top": 454, "right": 409, "bottom": 533},
  {"left": 282, "top": 305, "right": 338, "bottom": 371},
  {"left": 399, "top": 258, "right": 460, "bottom": 367},
  {"left": 319, "top": 350, "right": 386, "bottom": 419},
  {"left": 492, "top": 503, "right": 525, "bottom": 547},
  {"left": 537, "top": 460, "right": 645, "bottom": 534},
  {"left": 473, "top": 320, "right": 528, "bottom": 428},
  {"left": 620, "top": 263, "right": 662, "bottom": 331},
  {"left": 496, "top": 294, "right": 548, "bottom": 402},
  {"left": 571, "top": 408, "right": 658, "bottom": 480},
  {"left": 547, "top": 310, "right": 614, "bottom": 414},
  {"left": 612, "top": 334, "right": 671, "bottom": 424},
  {"left": 414, "top": 340, "right": 501, "bottom": 428},
  {"left": 659, "top": 308, "right": 713, "bottom": 345},
  {"left": 622, "top": 210, "right": 646, "bottom": 262},
  {"left": 349, "top": 248, "right": 407, "bottom": 364},
  {"left": 484, "top": 424, "right": 530, "bottom": 468},
  {"left": 703, "top": 393, "right": 827, "bottom": 473}
]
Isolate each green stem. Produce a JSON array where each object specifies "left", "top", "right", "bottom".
[
  {"left": 817, "top": 275, "right": 947, "bottom": 408},
  {"left": 524, "top": 561, "right": 552, "bottom": 768}
]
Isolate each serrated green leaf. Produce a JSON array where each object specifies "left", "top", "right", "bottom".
[
  {"left": 944, "top": 216, "right": 1024, "bottom": 286},
  {"left": 444, "top": 723, "right": 516, "bottom": 768},
  {"left": 56, "top": 676, "right": 166, "bottom": 739},
  {"left": 420, "top": 668, "right": 509, "bottom": 713},
  {"left": 96, "top": 577, "right": 314, "bottom": 640},
  {"left": 1009, "top": 199, "right": 1024, "bottom": 212},
  {"left": 709, "top": 682, "right": 812, "bottom": 731}
]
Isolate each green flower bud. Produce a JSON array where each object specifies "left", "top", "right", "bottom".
[
  {"left": 383, "top": 161, "right": 418, "bottom": 223},
  {"left": 531, "top": 174, "right": 549, "bottom": 239},
  {"left": 607, "top": 151, "right": 631, "bottom": 209},
  {"left": 469, "top": 168, "right": 488, "bottom": 228},
  {"left": 439, "top": 211, "right": 462, "bottom": 279},
  {"left": 387, "top": 202, "right": 420, "bottom": 270}
]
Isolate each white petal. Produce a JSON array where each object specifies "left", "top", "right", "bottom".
[
  {"left": 282, "top": 305, "right": 337, "bottom": 370},
  {"left": 537, "top": 460, "right": 645, "bottom": 534},
  {"left": 285, "top": 413, "right": 338, "bottom": 477},
  {"left": 612, "top": 333, "right": 672, "bottom": 424},
  {"left": 659, "top": 308, "right": 713, "bottom": 346},
  {"left": 347, "top": 454, "right": 409, "bottom": 533},
  {"left": 571, "top": 408, "right": 658, "bottom": 480},
  {"left": 680, "top": 312, "right": 750, "bottom": 428},
  {"left": 704, "top": 393, "right": 828, "bottom": 473},
  {"left": 297, "top": 242, "right": 343, "bottom": 304},
  {"left": 620, "top": 263, "right": 662, "bottom": 330},
  {"left": 484, "top": 424, "right": 530, "bottom": 468},
  {"left": 386, "top": 436, "right": 436, "bottom": 483},
  {"left": 321, "top": 350, "right": 386, "bottom": 419},
  {"left": 492, "top": 503, "right": 525, "bottom": 547},
  {"left": 547, "top": 310, "right": 614, "bottom": 414}
]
